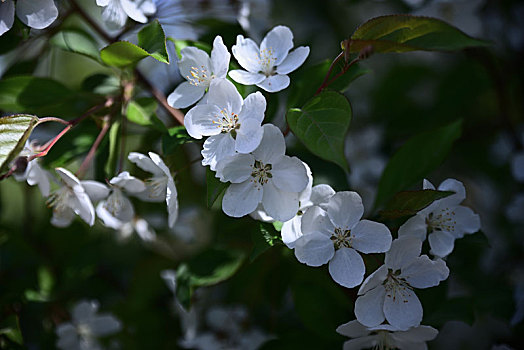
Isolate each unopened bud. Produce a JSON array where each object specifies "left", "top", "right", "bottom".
[{"left": 14, "top": 156, "right": 28, "bottom": 175}]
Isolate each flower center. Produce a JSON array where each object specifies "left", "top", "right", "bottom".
[
  {"left": 186, "top": 65, "right": 212, "bottom": 87},
  {"left": 76, "top": 323, "right": 92, "bottom": 338},
  {"left": 46, "top": 187, "right": 72, "bottom": 213},
  {"left": 213, "top": 109, "right": 241, "bottom": 137},
  {"left": 250, "top": 160, "right": 272, "bottom": 186},
  {"left": 371, "top": 331, "right": 394, "bottom": 350},
  {"left": 104, "top": 188, "right": 126, "bottom": 217},
  {"left": 330, "top": 227, "right": 352, "bottom": 249},
  {"left": 146, "top": 176, "right": 167, "bottom": 198},
  {"left": 383, "top": 269, "right": 413, "bottom": 303},
  {"left": 426, "top": 208, "right": 457, "bottom": 233},
  {"left": 259, "top": 47, "right": 276, "bottom": 76}
]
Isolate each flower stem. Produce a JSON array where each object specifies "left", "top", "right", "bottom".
[
  {"left": 315, "top": 51, "right": 344, "bottom": 95},
  {"left": 36, "top": 117, "right": 69, "bottom": 126},
  {"left": 76, "top": 118, "right": 111, "bottom": 178}
]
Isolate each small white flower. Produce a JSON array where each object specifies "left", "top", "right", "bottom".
[
  {"left": 56, "top": 300, "right": 121, "bottom": 350},
  {"left": 13, "top": 142, "right": 52, "bottom": 197},
  {"left": 184, "top": 79, "right": 266, "bottom": 170},
  {"left": 46, "top": 168, "right": 95, "bottom": 228},
  {"left": 96, "top": 0, "right": 156, "bottom": 29},
  {"left": 398, "top": 178, "right": 481, "bottom": 258},
  {"left": 128, "top": 151, "right": 179, "bottom": 228},
  {"left": 229, "top": 25, "right": 309, "bottom": 92},
  {"left": 215, "top": 124, "right": 308, "bottom": 222},
  {"left": 96, "top": 172, "right": 146, "bottom": 230},
  {"left": 0, "top": 0, "right": 58, "bottom": 36},
  {"left": 336, "top": 320, "right": 438, "bottom": 350},
  {"left": 118, "top": 216, "right": 157, "bottom": 241},
  {"left": 354, "top": 237, "right": 449, "bottom": 330},
  {"left": 294, "top": 191, "right": 392, "bottom": 288},
  {"left": 167, "top": 35, "right": 230, "bottom": 108}
]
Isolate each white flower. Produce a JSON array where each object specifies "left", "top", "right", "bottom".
[
  {"left": 184, "top": 79, "right": 266, "bottom": 170},
  {"left": 398, "top": 178, "right": 481, "bottom": 258},
  {"left": 229, "top": 25, "right": 309, "bottom": 92},
  {"left": 355, "top": 237, "right": 449, "bottom": 330},
  {"left": 336, "top": 320, "right": 438, "bottom": 350},
  {"left": 215, "top": 124, "right": 308, "bottom": 222},
  {"left": 13, "top": 142, "right": 52, "bottom": 197},
  {"left": 294, "top": 191, "right": 392, "bottom": 288},
  {"left": 56, "top": 300, "right": 121, "bottom": 350},
  {"left": 511, "top": 151, "right": 524, "bottom": 182},
  {"left": 128, "top": 151, "right": 179, "bottom": 228},
  {"left": 96, "top": 0, "right": 156, "bottom": 29},
  {"left": 46, "top": 168, "right": 95, "bottom": 227},
  {"left": 0, "top": 0, "right": 58, "bottom": 36},
  {"left": 96, "top": 172, "right": 146, "bottom": 230},
  {"left": 118, "top": 216, "right": 157, "bottom": 241},
  {"left": 167, "top": 35, "right": 230, "bottom": 108}
]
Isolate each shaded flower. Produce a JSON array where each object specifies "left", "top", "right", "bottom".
[
  {"left": 0, "top": 0, "right": 58, "bottom": 36},
  {"left": 96, "top": 0, "right": 156, "bottom": 29}
]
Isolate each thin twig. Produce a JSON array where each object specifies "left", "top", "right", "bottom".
[
  {"left": 36, "top": 117, "right": 69, "bottom": 126},
  {"left": 76, "top": 118, "right": 111, "bottom": 178},
  {"left": 315, "top": 51, "right": 344, "bottom": 95}
]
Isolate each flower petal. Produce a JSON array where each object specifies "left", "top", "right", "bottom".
[
  {"left": 438, "top": 178, "right": 466, "bottom": 206},
  {"left": 252, "top": 124, "right": 286, "bottom": 164},
  {"left": 328, "top": 247, "right": 365, "bottom": 288},
  {"left": 210, "top": 35, "right": 230, "bottom": 78},
  {"left": 262, "top": 181, "right": 299, "bottom": 222},
  {"left": 81, "top": 180, "right": 110, "bottom": 203},
  {"left": 310, "top": 184, "right": 336, "bottom": 207},
  {"left": 16, "top": 0, "right": 58, "bottom": 29},
  {"left": 281, "top": 215, "right": 302, "bottom": 248},
  {"left": 183, "top": 103, "right": 223, "bottom": 139},
  {"left": 72, "top": 300, "right": 97, "bottom": 321},
  {"left": 201, "top": 134, "right": 236, "bottom": 171},
  {"left": 256, "top": 74, "right": 290, "bottom": 92},
  {"left": 231, "top": 34, "right": 262, "bottom": 73},
  {"left": 228, "top": 69, "right": 266, "bottom": 85},
  {"left": 354, "top": 285, "right": 386, "bottom": 327},
  {"left": 70, "top": 190, "right": 96, "bottom": 226},
  {"left": 294, "top": 232, "right": 334, "bottom": 267},
  {"left": 110, "top": 172, "right": 146, "bottom": 194},
  {"left": 358, "top": 265, "right": 388, "bottom": 295},
  {"left": 300, "top": 205, "right": 333, "bottom": 237},
  {"left": 222, "top": 180, "right": 262, "bottom": 218},
  {"left": 121, "top": 0, "right": 148, "bottom": 23},
  {"left": 206, "top": 79, "right": 243, "bottom": 115},
  {"left": 428, "top": 231, "right": 455, "bottom": 258},
  {"left": 402, "top": 255, "right": 449, "bottom": 288},
  {"left": 336, "top": 320, "right": 371, "bottom": 338},
  {"left": 393, "top": 325, "right": 438, "bottom": 343},
  {"left": 167, "top": 81, "right": 206, "bottom": 109},
  {"left": 178, "top": 46, "right": 212, "bottom": 82},
  {"left": 397, "top": 214, "right": 427, "bottom": 241},
  {"left": 128, "top": 152, "right": 163, "bottom": 176},
  {"left": 326, "top": 191, "right": 364, "bottom": 230},
  {"left": 343, "top": 336, "right": 381, "bottom": 350},
  {"left": 260, "top": 25, "right": 294, "bottom": 66},
  {"left": 215, "top": 153, "right": 254, "bottom": 183},
  {"left": 235, "top": 118, "right": 264, "bottom": 154},
  {"left": 239, "top": 91, "right": 266, "bottom": 123},
  {"left": 454, "top": 205, "right": 481, "bottom": 237},
  {"left": 0, "top": 0, "right": 15, "bottom": 36},
  {"left": 55, "top": 167, "right": 81, "bottom": 188},
  {"left": 276, "top": 46, "right": 309, "bottom": 74},
  {"left": 86, "top": 315, "right": 122, "bottom": 336},
  {"left": 25, "top": 161, "right": 51, "bottom": 196},
  {"left": 385, "top": 237, "right": 422, "bottom": 271},
  {"left": 51, "top": 207, "right": 75, "bottom": 228},
  {"left": 383, "top": 287, "right": 423, "bottom": 330},
  {"left": 271, "top": 156, "right": 308, "bottom": 193},
  {"left": 351, "top": 220, "right": 392, "bottom": 254}
]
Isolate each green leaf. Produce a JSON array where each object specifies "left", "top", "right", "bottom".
[
  {"left": 176, "top": 248, "right": 245, "bottom": 308},
  {"left": 104, "top": 121, "right": 120, "bottom": 177},
  {"left": 162, "top": 126, "right": 193, "bottom": 155},
  {"left": 169, "top": 38, "right": 211, "bottom": 59},
  {"left": 100, "top": 20, "right": 169, "bottom": 67},
  {"left": 137, "top": 20, "right": 169, "bottom": 64},
  {"left": 349, "top": 15, "right": 490, "bottom": 54},
  {"left": 0, "top": 114, "right": 39, "bottom": 173},
  {"left": 206, "top": 167, "right": 229, "bottom": 208},
  {"left": 0, "top": 315, "right": 23, "bottom": 345},
  {"left": 50, "top": 30, "right": 101, "bottom": 61},
  {"left": 287, "top": 91, "right": 352, "bottom": 172},
  {"left": 287, "top": 60, "right": 369, "bottom": 109},
  {"left": 250, "top": 223, "right": 281, "bottom": 262},
  {"left": 272, "top": 221, "right": 283, "bottom": 231},
  {"left": 126, "top": 97, "right": 158, "bottom": 126},
  {"left": 379, "top": 189, "right": 454, "bottom": 219},
  {"left": 375, "top": 120, "right": 462, "bottom": 207}
]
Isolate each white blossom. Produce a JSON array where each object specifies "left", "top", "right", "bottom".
[
  {"left": 184, "top": 79, "right": 266, "bottom": 170},
  {"left": 229, "top": 25, "right": 309, "bottom": 92},
  {"left": 96, "top": 171, "right": 146, "bottom": 230},
  {"left": 46, "top": 168, "right": 95, "bottom": 228},
  {"left": 56, "top": 300, "right": 121, "bottom": 350},
  {"left": 355, "top": 237, "right": 449, "bottom": 330},
  {"left": 0, "top": 0, "right": 58, "bottom": 36},
  {"left": 13, "top": 142, "right": 52, "bottom": 197},
  {"left": 128, "top": 151, "right": 179, "bottom": 228},
  {"left": 167, "top": 35, "right": 230, "bottom": 108},
  {"left": 398, "top": 178, "right": 481, "bottom": 258},
  {"left": 336, "top": 320, "right": 438, "bottom": 350},
  {"left": 215, "top": 124, "right": 308, "bottom": 222},
  {"left": 294, "top": 191, "right": 392, "bottom": 288},
  {"left": 96, "top": 0, "right": 156, "bottom": 29}
]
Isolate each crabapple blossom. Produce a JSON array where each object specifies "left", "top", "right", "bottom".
[
  {"left": 398, "top": 178, "right": 481, "bottom": 258},
  {"left": 96, "top": 171, "right": 146, "bottom": 230},
  {"left": 47, "top": 168, "right": 95, "bottom": 228},
  {"left": 336, "top": 320, "right": 438, "bottom": 350},
  {"left": 215, "top": 124, "right": 308, "bottom": 222},
  {"left": 184, "top": 79, "right": 266, "bottom": 170},
  {"left": 167, "top": 36, "right": 230, "bottom": 108},
  {"left": 0, "top": 0, "right": 58, "bottom": 36},
  {"left": 56, "top": 300, "right": 121, "bottom": 350},
  {"left": 96, "top": 0, "right": 156, "bottom": 29},
  {"left": 12, "top": 142, "right": 52, "bottom": 196},
  {"left": 128, "top": 151, "right": 178, "bottom": 228},
  {"left": 355, "top": 237, "right": 449, "bottom": 330},
  {"left": 229, "top": 25, "right": 309, "bottom": 92},
  {"left": 294, "top": 191, "right": 392, "bottom": 288}
]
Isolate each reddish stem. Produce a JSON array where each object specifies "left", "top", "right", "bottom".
[
  {"left": 315, "top": 51, "right": 344, "bottom": 95},
  {"left": 76, "top": 119, "right": 111, "bottom": 178}
]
